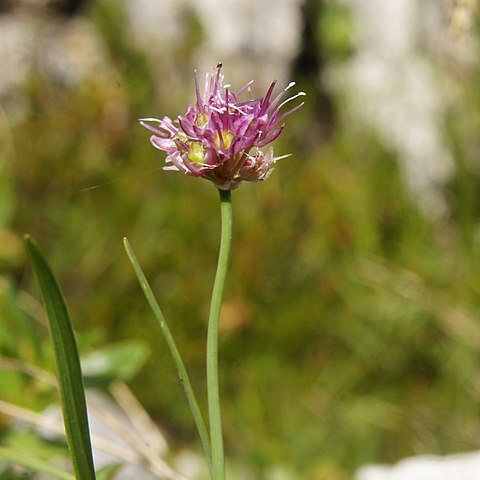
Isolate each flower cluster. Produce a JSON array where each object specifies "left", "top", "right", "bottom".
[{"left": 140, "top": 64, "right": 305, "bottom": 190}]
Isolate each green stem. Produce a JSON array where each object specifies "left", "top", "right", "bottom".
[{"left": 207, "top": 189, "right": 232, "bottom": 480}]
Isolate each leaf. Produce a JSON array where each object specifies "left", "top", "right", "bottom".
[
  {"left": 124, "top": 237, "right": 213, "bottom": 474},
  {"left": 82, "top": 341, "right": 150, "bottom": 387},
  {"left": 0, "top": 446, "right": 75, "bottom": 480},
  {"left": 24, "top": 235, "right": 96, "bottom": 480}
]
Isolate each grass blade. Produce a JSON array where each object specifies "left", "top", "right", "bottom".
[
  {"left": 24, "top": 235, "right": 96, "bottom": 480},
  {"left": 123, "top": 237, "right": 213, "bottom": 475},
  {"left": 0, "top": 446, "right": 75, "bottom": 480}
]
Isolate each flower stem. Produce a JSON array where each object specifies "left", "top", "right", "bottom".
[{"left": 207, "top": 189, "right": 232, "bottom": 480}]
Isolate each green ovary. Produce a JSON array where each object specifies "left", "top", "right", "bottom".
[
  {"left": 214, "top": 130, "right": 234, "bottom": 149},
  {"left": 195, "top": 113, "right": 208, "bottom": 126},
  {"left": 187, "top": 142, "right": 206, "bottom": 164}
]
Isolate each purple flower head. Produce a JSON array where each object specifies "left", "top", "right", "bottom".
[{"left": 140, "top": 63, "right": 305, "bottom": 190}]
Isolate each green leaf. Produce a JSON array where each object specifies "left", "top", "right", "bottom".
[
  {"left": 82, "top": 340, "right": 150, "bottom": 386},
  {"left": 0, "top": 446, "right": 75, "bottom": 480},
  {"left": 24, "top": 235, "right": 96, "bottom": 480},
  {"left": 124, "top": 237, "right": 213, "bottom": 475}
]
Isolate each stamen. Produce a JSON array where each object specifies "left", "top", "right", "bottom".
[
  {"left": 139, "top": 118, "right": 177, "bottom": 135},
  {"left": 228, "top": 104, "right": 249, "bottom": 115},
  {"left": 272, "top": 153, "right": 292, "bottom": 162},
  {"left": 210, "top": 106, "right": 227, "bottom": 114},
  {"left": 268, "top": 82, "right": 298, "bottom": 110},
  {"left": 271, "top": 102, "right": 305, "bottom": 127},
  {"left": 236, "top": 79, "right": 254, "bottom": 97},
  {"left": 277, "top": 91, "right": 307, "bottom": 111}
]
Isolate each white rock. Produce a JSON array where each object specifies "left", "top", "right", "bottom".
[
  {"left": 356, "top": 451, "right": 480, "bottom": 480},
  {"left": 329, "top": 0, "right": 473, "bottom": 217}
]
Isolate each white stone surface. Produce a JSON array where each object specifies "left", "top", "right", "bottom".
[
  {"left": 356, "top": 451, "right": 480, "bottom": 480},
  {"left": 0, "top": 14, "right": 35, "bottom": 98},
  {"left": 329, "top": 0, "right": 477, "bottom": 216},
  {"left": 123, "top": 0, "right": 304, "bottom": 89},
  {"left": 0, "top": 9, "right": 111, "bottom": 122}
]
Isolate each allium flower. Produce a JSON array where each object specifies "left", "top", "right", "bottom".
[{"left": 140, "top": 63, "right": 305, "bottom": 190}]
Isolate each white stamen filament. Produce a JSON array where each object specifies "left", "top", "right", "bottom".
[
  {"left": 139, "top": 117, "right": 163, "bottom": 123},
  {"left": 210, "top": 106, "right": 227, "bottom": 114},
  {"left": 277, "top": 91, "right": 307, "bottom": 111},
  {"left": 228, "top": 104, "right": 250, "bottom": 115},
  {"left": 272, "top": 153, "right": 292, "bottom": 162},
  {"left": 268, "top": 82, "right": 298, "bottom": 110},
  {"left": 140, "top": 118, "right": 177, "bottom": 135}
]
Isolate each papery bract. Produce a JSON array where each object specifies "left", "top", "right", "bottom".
[{"left": 140, "top": 63, "right": 304, "bottom": 190}]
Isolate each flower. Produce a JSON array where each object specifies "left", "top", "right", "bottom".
[{"left": 140, "top": 63, "right": 305, "bottom": 190}]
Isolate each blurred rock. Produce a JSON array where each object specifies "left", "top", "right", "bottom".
[
  {"left": 448, "top": 0, "right": 477, "bottom": 36},
  {"left": 0, "top": 4, "right": 112, "bottom": 122},
  {"left": 173, "top": 449, "right": 210, "bottom": 480},
  {"left": 39, "top": 17, "right": 110, "bottom": 87},
  {"left": 356, "top": 451, "right": 480, "bottom": 480},
  {"left": 123, "top": 0, "right": 304, "bottom": 89},
  {"left": 328, "top": 0, "right": 477, "bottom": 217},
  {"left": 0, "top": 12, "right": 36, "bottom": 120},
  {"left": 191, "top": 0, "right": 303, "bottom": 88}
]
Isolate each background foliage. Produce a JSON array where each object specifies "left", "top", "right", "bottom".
[{"left": 2, "top": 1, "right": 480, "bottom": 478}]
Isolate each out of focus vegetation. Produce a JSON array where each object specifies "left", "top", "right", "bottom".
[{"left": 2, "top": 1, "right": 480, "bottom": 479}]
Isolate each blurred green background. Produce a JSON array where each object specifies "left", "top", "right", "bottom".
[{"left": 1, "top": 0, "right": 480, "bottom": 478}]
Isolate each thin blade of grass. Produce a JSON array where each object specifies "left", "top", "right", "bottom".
[
  {"left": 123, "top": 237, "right": 212, "bottom": 474},
  {"left": 24, "top": 235, "right": 96, "bottom": 480},
  {"left": 0, "top": 446, "right": 75, "bottom": 480}
]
